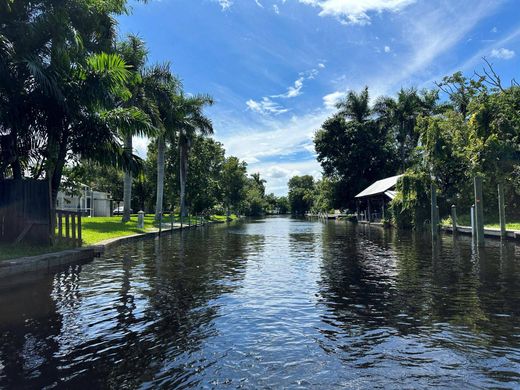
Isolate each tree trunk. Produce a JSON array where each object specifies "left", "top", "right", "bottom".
[
  {"left": 155, "top": 135, "right": 165, "bottom": 222},
  {"left": 122, "top": 133, "right": 132, "bottom": 222},
  {"left": 179, "top": 142, "right": 189, "bottom": 217}
]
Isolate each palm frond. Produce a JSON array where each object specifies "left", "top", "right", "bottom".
[
  {"left": 87, "top": 52, "right": 130, "bottom": 86},
  {"left": 100, "top": 107, "right": 158, "bottom": 138},
  {"left": 23, "top": 56, "right": 65, "bottom": 102}
]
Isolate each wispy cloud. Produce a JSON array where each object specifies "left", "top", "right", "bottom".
[
  {"left": 246, "top": 64, "right": 325, "bottom": 115},
  {"left": 254, "top": 0, "right": 264, "bottom": 8},
  {"left": 246, "top": 97, "right": 289, "bottom": 115},
  {"left": 490, "top": 47, "right": 515, "bottom": 59},
  {"left": 272, "top": 76, "right": 305, "bottom": 98},
  {"left": 445, "top": 25, "right": 520, "bottom": 77},
  {"left": 220, "top": 111, "right": 325, "bottom": 161},
  {"left": 298, "top": 0, "right": 415, "bottom": 25},
  {"left": 359, "top": 0, "right": 505, "bottom": 96},
  {"left": 273, "top": 4, "right": 280, "bottom": 14},
  {"left": 214, "top": 0, "right": 233, "bottom": 10}
]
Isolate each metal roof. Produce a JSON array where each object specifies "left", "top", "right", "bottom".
[
  {"left": 384, "top": 190, "right": 397, "bottom": 200},
  {"left": 355, "top": 175, "right": 403, "bottom": 198}
]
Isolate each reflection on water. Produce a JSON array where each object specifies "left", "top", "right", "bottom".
[{"left": 0, "top": 217, "right": 519, "bottom": 388}]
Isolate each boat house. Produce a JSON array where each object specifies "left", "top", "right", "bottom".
[{"left": 355, "top": 175, "right": 402, "bottom": 222}]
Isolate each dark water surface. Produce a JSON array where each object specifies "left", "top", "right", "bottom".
[{"left": 1, "top": 217, "right": 520, "bottom": 389}]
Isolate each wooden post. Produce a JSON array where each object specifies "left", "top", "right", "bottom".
[
  {"left": 71, "top": 213, "right": 76, "bottom": 243},
  {"left": 431, "top": 182, "right": 438, "bottom": 239},
  {"left": 381, "top": 198, "right": 385, "bottom": 220},
  {"left": 180, "top": 213, "right": 183, "bottom": 229},
  {"left": 58, "top": 211, "right": 63, "bottom": 239},
  {"left": 451, "top": 205, "right": 457, "bottom": 235},
  {"left": 367, "top": 199, "right": 372, "bottom": 224},
  {"left": 498, "top": 183, "right": 506, "bottom": 239},
  {"left": 171, "top": 210, "right": 174, "bottom": 230},
  {"left": 471, "top": 205, "right": 475, "bottom": 239},
  {"left": 474, "top": 176, "right": 485, "bottom": 246},
  {"left": 65, "top": 213, "right": 70, "bottom": 239},
  {"left": 137, "top": 211, "right": 144, "bottom": 229},
  {"left": 356, "top": 201, "right": 360, "bottom": 221},
  {"left": 77, "top": 212, "right": 82, "bottom": 245}
]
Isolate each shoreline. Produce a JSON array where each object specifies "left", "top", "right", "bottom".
[{"left": 0, "top": 221, "right": 219, "bottom": 280}]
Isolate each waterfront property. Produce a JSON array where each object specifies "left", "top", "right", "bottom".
[{"left": 355, "top": 174, "right": 402, "bottom": 222}]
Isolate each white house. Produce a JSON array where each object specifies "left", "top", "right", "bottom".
[{"left": 56, "top": 184, "right": 112, "bottom": 217}]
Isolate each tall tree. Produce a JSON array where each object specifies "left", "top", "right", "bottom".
[
  {"left": 141, "top": 63, "right": 180, "bottom": 221},
  {"left": 374, "top": 88, "right": 439, "bottom": 170},
  {"left": 117, "top": 35, "right": 158, "bottom": 222},
  {"left": 288, "top": 175, "right": 315, "bottom": 215},
  {"left": 221, "top": 156, "right": 248, "bottom": 216},
  {"left": 336, "top": 87, "right": 371, "bottom": 123},
  {"left": 176, "top": 94, "right": 214, "bottom": 217}
]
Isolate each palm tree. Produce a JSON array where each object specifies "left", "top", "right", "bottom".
[
  {"left": 175, "top": 94, "right": 214, "bottom": 217},
  {"left": 142, "top": 64, "right": 180, "bottom": 222},
  {"left": 374, "top": 88, "right": 439, "bottom": 170},
  {"left": 336, "top": 87, "right": 371, "bottom": 123},
  {"left": 251, "top": 172, "right": 266, "bottom": 197},
  {"left": 117, "top": 35, "right": 159, "bottom": 222}
]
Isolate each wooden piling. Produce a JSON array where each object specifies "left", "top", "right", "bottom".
[
  {"left": 451, "top": 205, "right": 457, "bottom": 235},
  {"left": 474, "top": 176, "right": 485, "bottom": 246},
  {"left": 498, "top": 183, "right": 506, "bottom": 239},
  {"left": 431, "top": 182, "right": 438, "bottom": 239}
]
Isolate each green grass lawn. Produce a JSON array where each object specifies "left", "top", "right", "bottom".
[
  {"left": 1, "top": 213, "right": 234, "bottom": 260},
  {"left": 81, "top": 214, "right": 215, "bottom": 245},
  {"left": 486, "top": 222, "right": 520, "bottom": 231},
  {"left": 441, "top": 215, "right": 520, "bottom": 230}
]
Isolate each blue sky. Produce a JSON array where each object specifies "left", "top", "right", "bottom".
[{"left": 118, "top": 0, "right": 520, "bottom": 195}]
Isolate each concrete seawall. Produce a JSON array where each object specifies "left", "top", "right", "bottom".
[{"left": 0, "top": 222, "right": 213, "bottom": 280}]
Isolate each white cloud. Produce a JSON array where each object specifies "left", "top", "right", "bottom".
[
  {"left": 254, "top": 0, "right": 264, "bottom": 8},
  {"left": 318, "top": 63, "right": 326, "bottom": 68},
  {"left": 298, "top": 0, "right": 415, "bottom": 25},
  {"left": 133, "top": 136, "right": 149, "bottom": 158},
  {"left": 215, "top": 0, "right": 233, "bottom": 10},
  {"left": 369, "top": 1, "right": 503, "bottom": 94},
  {"left": 258, "top": 160, "right": 322, "bottom": 194},
  {"left": 322, "top": 91, "right": 346, "bottom": 110},
  {"left": 491, "top": 26, "right": 498, "bottom": 33},
  {"left": 384, "top": 45, "right": 391, "bottom": 53},
  {"left": 272, "top": 76, "right": 305, "bottom": 98},
  {"left": 246, "top": 97, "right": 289, "bottom": 115},
  {"left": 490, "top": 47, "right": 515, "bottom": 60},
  {"left": 273, "top": 4, "right": 280, "bottom": 14},
  {"left": 216, "top": 110, "right": 327, "bottom": 194},
  {"left": 247, "top": 64, "right": 325, "bottom": 117}
]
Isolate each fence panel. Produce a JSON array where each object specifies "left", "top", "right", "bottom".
[{"left": 0, "top": 179, "right": 51, "bottom": 245}]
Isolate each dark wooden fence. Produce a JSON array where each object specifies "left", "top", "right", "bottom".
[
  {"left": 55, "top": 209, "right": 82, "bottom": 247},
  {"left": 0, "top": 179, "right": 52, "bottom": 245}
]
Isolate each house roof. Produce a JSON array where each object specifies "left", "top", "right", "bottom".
[{"left": 355, "top": 175, "right": 403, "bottom": 199}]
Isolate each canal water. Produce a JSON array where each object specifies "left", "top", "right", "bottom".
[{"left": 1, "top": 217, "right": 520, "bottom": 388}]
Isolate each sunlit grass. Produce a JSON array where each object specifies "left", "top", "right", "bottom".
[
  {"left": 441, "top": 215, "right": 520, "bottom": 230},
  {"left": 1, "top": 213, "right": 234, "bottom": 260}
]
